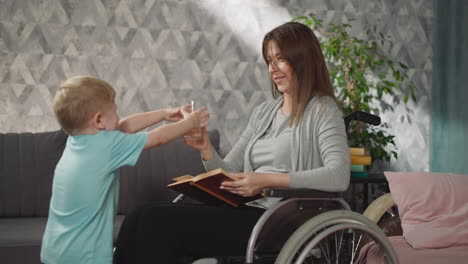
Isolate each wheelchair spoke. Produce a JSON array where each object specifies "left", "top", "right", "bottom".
[
  {"left": 318, "top": 237, "right": 330, "bottom": 263},
  {"left": 336, "top": 230, "right": 344, "bottom": 264},
  {"left": 311, "top": 229, "right": 349, "bottom": 264},
  {"left": 334, "top": 232, "right": 338, "bottom": 264},
  {"left": 350, "top": 231, "right": 356, "bottom": 264},
  {"left": 294, "top": 228, "right": 370, "bottom": 264},
  {"left": 350, "top": 231, "right": 363, "bottom": 264}
]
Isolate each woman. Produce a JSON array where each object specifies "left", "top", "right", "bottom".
[{"left": 114, "top": 22, "right": 350, "bottom": 263}]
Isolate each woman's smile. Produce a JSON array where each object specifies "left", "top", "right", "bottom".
[{"left": 273, "top": 75, "right": 285, "bottom": 84}]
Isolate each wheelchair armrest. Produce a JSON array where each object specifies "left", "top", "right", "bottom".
[{"left": 263, "top": 188, "right": 343, "bottom": 199}]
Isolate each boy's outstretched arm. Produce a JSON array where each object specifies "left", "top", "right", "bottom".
[
  {"left": 144, "top": 108, "right": 209, "bottom": 150},
  {"left": 118, "top": 107, "right": 182, "bottom": 133}
]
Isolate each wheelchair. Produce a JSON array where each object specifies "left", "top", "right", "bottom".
[{"left": 186, "top": 111, "right": 399, "bottom": 264}]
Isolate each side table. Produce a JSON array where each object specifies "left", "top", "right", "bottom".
[{"left": 350, "top": 173, "right": 388, "bottom": 211}]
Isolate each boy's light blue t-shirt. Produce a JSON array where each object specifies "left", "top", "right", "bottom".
[{"left": 41, "top": 130, "right": 148, "bottom": 264}]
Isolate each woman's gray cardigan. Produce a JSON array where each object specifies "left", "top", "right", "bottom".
[{"left": 203, "top": 96, "right": 350, "bottom": 192}]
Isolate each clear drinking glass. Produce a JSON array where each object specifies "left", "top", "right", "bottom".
[{"left": 182, "top": 98, "right": 202, "bottom": 140}]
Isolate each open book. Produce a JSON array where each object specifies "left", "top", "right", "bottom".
[{"left": 168, "top": 168, "right": 263, "bottom": 207}]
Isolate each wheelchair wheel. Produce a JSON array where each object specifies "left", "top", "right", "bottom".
[
  {"left": 363, "top": 193, "right": 402, "bottom": 237},
  {"left": 363, "top": 193, "right": 396, "bottom": 223},
  {"left": 275, "top": 210, "right": 398, "bottom": 264}
]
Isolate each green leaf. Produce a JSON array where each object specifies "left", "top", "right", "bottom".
[
  {"left": 292, "top": 16, "right": 308, "bottom": 22},
  {"left": 383, "top": 80, "right": 396, "bottom": 87},
  {"left": 393, "top": 70, "right": 401, "bottom": 81},
  {"left": 386, "top": 60, "right": 394, "bottom": 69},
  {"left": 398, "top": 62, "right": 408, "bottom": 69},
  {"left": 377, "top": 87, "right": 383, "bottom": 99}
]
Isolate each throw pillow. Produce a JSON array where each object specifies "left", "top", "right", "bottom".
[{"left": 385, "top": 171, "right": 468, "bottom": 249}]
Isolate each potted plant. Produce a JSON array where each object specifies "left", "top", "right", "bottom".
[{"left": 294, "top": 13, "right": 418, "bottom": 163}]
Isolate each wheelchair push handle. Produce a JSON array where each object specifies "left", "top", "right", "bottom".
[{"left": 344, "top": 111, "right": 381, "bottom": 131}]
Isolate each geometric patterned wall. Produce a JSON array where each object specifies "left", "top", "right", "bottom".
[{"left": 0, "top": 0, "right": 433, "bottom": 172}]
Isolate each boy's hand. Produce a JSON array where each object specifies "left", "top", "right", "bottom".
[
  {"left": 182, "top": 108, "right": 213, "bottom": 160},
  {"left": 181, "top": 107, "right": 209, "bottom": 129},
  {"left": 165, "top": 106, "right": 188, "bottom": 122},
  {"left": 179, "top": 104, "right": 193, "bottom": 120}
]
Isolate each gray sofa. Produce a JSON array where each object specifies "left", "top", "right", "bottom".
[{"left": 0, "top": 129, "right": 220, "bottom": 264}]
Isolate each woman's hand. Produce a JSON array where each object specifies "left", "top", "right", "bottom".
[
  {"left": 184, "top": 127, "right": 214, "bottom": 160},
  {"left": 220, "top": 172, "right": 268, "bottom": 197},
  {"left": 184, "top": 126, "right": 209, "bottom": 148}
]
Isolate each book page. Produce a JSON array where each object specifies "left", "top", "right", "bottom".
[
  {"left": 168, "top": 175, "right": 194, "bottom": 187},
  {"left": 192, "top": 168, "right": 238, "bottom": 182}
]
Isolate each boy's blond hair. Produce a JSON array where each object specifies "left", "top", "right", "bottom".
[{"left": 53, "top": 76, "right": 116, "bottom": 135}]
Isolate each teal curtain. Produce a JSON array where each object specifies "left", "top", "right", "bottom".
[{"left": 430, "top": 0, "right": 468, "bottom": 174}]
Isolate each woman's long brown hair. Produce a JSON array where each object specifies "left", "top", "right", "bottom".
[{"left": 262, "top": 22, "right": 336, "bottom": 126}]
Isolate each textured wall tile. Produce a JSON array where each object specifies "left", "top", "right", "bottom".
[{"left": 0, "top": 0, "right": 432, "bottom": 171}]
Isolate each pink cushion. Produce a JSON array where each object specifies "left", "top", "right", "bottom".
[
  {"left": 359, "top": 236, "right": 468, "bottom": 264},
  {"left": 385, "top": 171, "right": 468, "bottom": 249}
]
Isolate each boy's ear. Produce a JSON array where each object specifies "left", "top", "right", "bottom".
[{"left": 90, "top": 112, "right": 105, "bottom": 130}]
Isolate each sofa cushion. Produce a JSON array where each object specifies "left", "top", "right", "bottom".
[
  {"left": 0, "top": 130, "right": 67, "bottom": 217},
  {"left": 0, "top": 217, "right": 48, "bottom": 247},
  {"left": 1, "top": 129, "right": 220, "bottom": 217},
  {"left": 118, "top": 130, "right": 220, "bottom": 214},
  {"left": 385, "top": 171, "right": 468, "bottom": 249},
  {"left": 0, "top": 215, "right": 126, "bottom": 247}
]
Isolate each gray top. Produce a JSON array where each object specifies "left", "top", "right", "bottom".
[
  {"left": 248, "top": 108, "right": 292, "bottom": 208},
  {"left": 250, "top": 108, "right": 292, "bottom": 174},
  {"left": 203, "top": 96, "right": 350, "bottom": 206}
]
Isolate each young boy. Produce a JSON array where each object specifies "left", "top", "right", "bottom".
[{"left": 40, "top": 76, "right": 208, "bottom": 264}]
